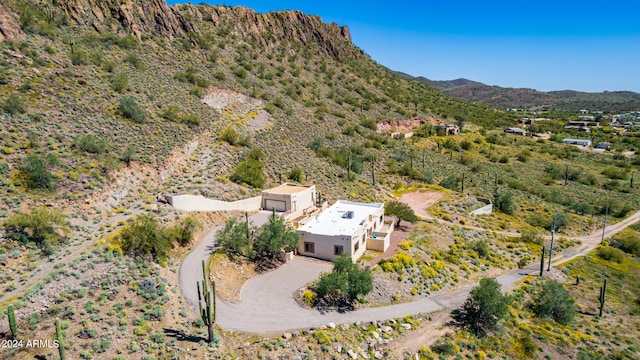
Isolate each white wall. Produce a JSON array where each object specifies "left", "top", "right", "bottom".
[{"left": 167, "top": 195, "right": 261, "bottom": 212}]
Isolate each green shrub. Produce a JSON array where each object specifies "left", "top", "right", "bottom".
[
  {"left": 360, "top": 118, "right": 377, "bottom": 130},
  {"left": 219, "top": 125, "right": 239, "bottom": 145},
  {"left": 230, "top": 148, "right": 266, "bottom": 188},
  {"left": 118, "top": 97, "right": 146, "bottom": 123},
  {"left": 596, "top": 246, "right": 625, "bottom": 263},
  {"left": 74, "top": 134, "right": 107, "bottom": 154},
  {"left": 602, "top": 166, "right": 628, "bottom": 180},
  {"left": 1, "top": 94, "right": 26, "bottom": 115},
  {"left": 611, "top": 232, "right": 640, "bottom": 257},
  {"left": 69, "top": 45, "right": 89, "bottom": 65},
  {"left": 111, "top": 71, "right": 128, "bottom": 92},
  {"left": 532, "top": 280, "right": 576, "bottom": 325},
  {"left": 286, "top": 167, "right": 303, "bottom": 183},
  {"left": 160, "top": 106, "right": 201, "bottom": 126},
  {"left": 311, "top": 254, "right": 373, "bottom": 306},
  {"left": 571, "top": 202, "right": 594, "bottom": 215},
  {"left": 118, "top": 215, "right": 184, "bottom": 263},
  {"left": 431, "top": 338, "right": 458, "bottom": 355},
  {"left": 124, "top": 52, "right": 144, "bottom": 69},
  {"left": 461, "top": 278, "right": 510, "bottom": 336},
  {"left": 527, "top": 213, "right": 567, "bottom": 231},
  {"left": 520, "top": 228, "right": 544, "bottom": 245},
  {"left": 2, "top": 207, "right": 69, "bottom": 254},
  {"left": 495, "top": 192, "right": 516, "bottom": 215},
  {"left": 19, "top": 155, "right": 54, "bottom": 189},
  {"left": 439, "top": 175, "right": 459, "bottom": 190}
]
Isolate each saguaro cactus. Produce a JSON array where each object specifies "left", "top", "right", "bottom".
[
  {"left": 7, "top": 304, "right": 17, "bottom": 339},
  {"left": 599, "top": 278, "right": 607, "bottom": 317},
  {"left": 197, "top": 260, "right": 216, "bottom": 343},
  {"left": 539, "top": 246, "right": 546, "bottom": 277},
  {"left": 55, "top": 318, "right": 66, "bottom": 360}
]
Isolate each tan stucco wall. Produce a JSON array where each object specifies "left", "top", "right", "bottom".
[
  {"left": 298, "top": 232, "right": 352, "bottom": 261},
  {"left": 262, "top": 186, "right": 316, "bottom": 212}
]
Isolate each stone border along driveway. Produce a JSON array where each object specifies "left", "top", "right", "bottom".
[{"left": 179, "top": 211, "right": 640, "bottom": 334}]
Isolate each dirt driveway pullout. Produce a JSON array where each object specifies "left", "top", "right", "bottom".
[{"left": 399, "top": 191, "right": 445, "bottom": 219}]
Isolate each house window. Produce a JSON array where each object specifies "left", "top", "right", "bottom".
[
  {"left": 334, "top": 245, "right": 343, "bottom": 256},
  {"left": 304, "top": 242, "right": 315, "bottom": 254},
  {"left": 354, "top": 241, "right": 359, "bottom": 252}
]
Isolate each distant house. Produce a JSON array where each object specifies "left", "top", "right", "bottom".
[
  {"left": 595, "top": 142, "right": 611, "bottom": 150},
  {"left": 435, "top": 124, "right": 460, "bottom": 136},
  {"left": 563, "top": 139, "right": 591, "bottom": 147},
  {"left": 504, "top": 127, "right": 527, "bottom": 136},
  {"left": 297, "top": 200, "right": 393, "bottom": 261},
  {"left": 261, "top": 183, "right": 317, "bottom": 214}
]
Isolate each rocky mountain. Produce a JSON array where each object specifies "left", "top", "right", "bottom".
[{"left": 400, "top": 73, "right": 640, "bottom": 111}]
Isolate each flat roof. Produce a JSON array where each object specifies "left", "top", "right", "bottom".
[
  {"left": 263, "top": 183, "right": 314, "bottom": 195},
  {"left": 298, "top": 200, "right": 383, "bottom": 237}
]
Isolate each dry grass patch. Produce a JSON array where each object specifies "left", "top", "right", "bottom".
[{"left": 209, "top": 253, "right": 258, "bottom": 303}]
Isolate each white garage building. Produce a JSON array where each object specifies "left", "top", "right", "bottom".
[{"left": 261, "top": 183, "right": 317, "bottom": 213}]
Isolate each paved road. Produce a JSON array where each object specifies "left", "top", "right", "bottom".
[{"left": 180, "top": 211, "right": 640, "bottom": 334}]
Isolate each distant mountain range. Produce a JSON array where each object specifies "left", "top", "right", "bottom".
[{"left": 396, "top": 72, "right": 640, "bottom": 112}]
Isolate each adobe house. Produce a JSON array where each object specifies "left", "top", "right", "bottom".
[
  {"left": 297, "top": 200, "right": 393, "bottom": 261},
  {"left": 261, "top": 183, "right": 317, "bottom": 214}
]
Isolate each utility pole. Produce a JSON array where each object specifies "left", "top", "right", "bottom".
[
  {"left": 601, "top": 203, "right": 609, "bottom": 244},
  {"left": 461, "top": 173, "right": 465, "bottom": 194},
  {"left": 245, "top": 211, "right": 250, "bottom": 246},
  {"left": 564, "top": 165, "right": 568, "bottom": 186},
  {"left": 548, "top": 215, "right": 556, "bottom": 271}
]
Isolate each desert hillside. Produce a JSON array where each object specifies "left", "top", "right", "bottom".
[{"left": 0, "top": 1, "right": 639, "bottom": 359}]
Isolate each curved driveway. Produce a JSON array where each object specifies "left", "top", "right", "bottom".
[{"left": 180, "top": 211, "right": 640, "bottom": 334}]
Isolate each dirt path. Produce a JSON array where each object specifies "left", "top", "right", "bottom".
[{"left": 399, "top": 191, "right": 444, "bottom": 219}]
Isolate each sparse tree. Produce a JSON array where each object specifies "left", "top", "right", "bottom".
[
  {"left": 216, "top": 217, "right": 255, "bottom": 258},
  {"left": 311, "top": 254, "right": 373, "bottom": 306},
  {"left": 385, "top": 200, "right": 418, "bottom": 227},
  {"left": 253, "top": 211, "right": 299, "bottom": 261},
  {"left": 119, "top": 215, "right": 172, "bottom": 263},
  {"left": 461, "top": 278, "right": 510, "bottom": 336},
  {"left": 495, "top": 191, "right": 516, "bottom": 215},
  {"left": 230, "top": 148, "right": 266, "bottom": 188},
  {"left": 532, "top": 280, "right": 576, "bottom": 325},
  {"left": 286, "top": 167, "right": 303, "bottom": 183},
  {"left": 19, "top": 155, "right": 55, "bottom": 190}
]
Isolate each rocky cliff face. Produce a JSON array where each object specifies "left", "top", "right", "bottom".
[
  {"left": 197, "top": 5, "right": 354, "bottom": 59},
  {"left": 0, "top": 3, "right": 26, "bottom": 42},
  {"left": 6, "top": 0, "right": 355, "bottom": 60},
  {"left": 54, "top": 0, "right": 194, "bottom": 39}
]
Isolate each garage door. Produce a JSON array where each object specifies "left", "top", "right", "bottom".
[{"left": 265, "top": 200, "right": 286, "bottom": 212}]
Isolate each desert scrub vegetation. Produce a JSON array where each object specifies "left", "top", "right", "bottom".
[
  {"left": 2, "top": 207, "right": 70, "bottom": 254},
  {"left": 215, "top": 211, "right": 299, "bottom": 266},
  {"left": 113, "top": 214, "right": 201, "bottom": 264},
  {"left": 118, "top": 96, "right": 147, "bottom": 123},
  {"left": 308, "top": 254, "right": 373, "bottom": 307},
  {"left": 426, "top": 247, "right": 640, "bottom": 360},
  {"left": 230, "top": 147, "right": 266, "bottom": 188}
]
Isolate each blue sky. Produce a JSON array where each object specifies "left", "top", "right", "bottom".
[{"left": 167, "top": 1, "right": 640, "bottom": 93}]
